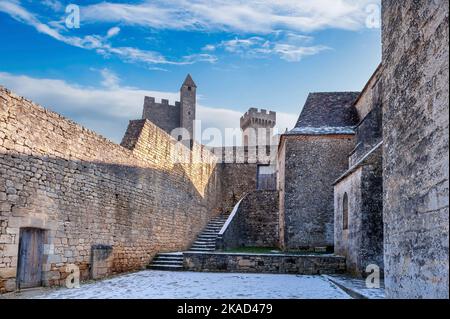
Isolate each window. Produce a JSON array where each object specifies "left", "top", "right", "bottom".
[
  {"left": 257, "top": 165, "right": 276, "bottom": 190},
  {"left": 343, "top": 193, "right": 349, "bottom": 230},
  {"left": 188, "top": 86, "right": 192, "bottom": 91}
]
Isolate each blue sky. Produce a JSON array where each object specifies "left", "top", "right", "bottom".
[{"left": 0, "top": 0, "right": 381, "bottom": 145}]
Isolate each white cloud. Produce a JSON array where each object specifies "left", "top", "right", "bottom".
[
  {"left": 209, "top": 34, "right": 329, "bottom": 62},
  {"left": 41, "top": 0, "right": 63, "bottom": 12},
  {"left": 81, "top": 0, "right": 380, "bottom": 33},
  {"left": 273, "top": 44, "right": 329, "bottom": 62},
  {"left": 0, "top": 71, "right": 297, "bottom": 146},
  {"left": 99, "top": 68, "right": 120, "bottom": 88},
  {"left": 106, "top": 26, "right": 121, "bottom": 38},
  {"left": 0, "top": 0, "right": 379, "bottom": 67},
  {"left": 0, "top": 1, "right": 217, "bottom": 66},
  {"left": 202, "top": 44, "right": 216, "bottom": 52}
]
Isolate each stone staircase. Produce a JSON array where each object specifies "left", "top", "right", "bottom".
[
  {"left": 188, "top": 215, "right": 229, "bottom": 252},
  {"left": 147, "top": 252, "right": 184, "bottom": 271},
  {"left": 147, "top": 215, "right": 229, "bottom": 270}
]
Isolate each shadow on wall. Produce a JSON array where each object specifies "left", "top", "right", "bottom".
[
  {"left": 0, "top": 85, "right": 260, "bottom": 293},
  {"left": 217, "top": 190, "right": 280, "bottom": 250},
  {"left": 0, "top": 149, "right": 223, "bottom": 293}
]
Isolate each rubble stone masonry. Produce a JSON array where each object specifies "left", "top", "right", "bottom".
[
  {"left": 217, "top": 190, "right": 279, "bottom": 250},
  {"left": 278, "top": 134, "right": 355, "bottom": 250},
  {"left": 382, "top": 1, "right": 449, "bottom": 298},
  {"left": 0, "top": 87, "right": 223, "bottom": 293}
]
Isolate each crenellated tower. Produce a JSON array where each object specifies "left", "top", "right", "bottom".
[
  {"left": 240, "top": 108, "right": 276, "bottom": 147},
  {"left": 141, "top": 74, "right": 197, "bottom": 147}
]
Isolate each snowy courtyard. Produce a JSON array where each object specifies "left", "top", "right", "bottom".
[{"left": 7, "top": 270, "right": 352, "bottom": 299}]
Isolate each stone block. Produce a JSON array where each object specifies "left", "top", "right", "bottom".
[
  {"left": 0, "top": 267, "right": 16, "bottom": 279},
  {"left": 3, "top": 244, "right": 18, "bottom": 257},
  {"left": 4, "top": 278, "right": 16, "bottom": 291}
]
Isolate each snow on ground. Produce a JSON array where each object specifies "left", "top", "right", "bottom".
[
  {"left": 324, "top": 275, "right": 385, "bottom": 299},
  {"left": 13, "top": 271, "right": 351, "bottom": 299}
]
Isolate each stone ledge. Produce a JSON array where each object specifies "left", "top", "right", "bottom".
[{"left": 183, "top": 252, "right": 346, "bottom": 275}]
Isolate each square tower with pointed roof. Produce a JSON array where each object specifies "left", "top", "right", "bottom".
[{"left": 141, "top": 74, "right": 197, "bottom": 145}]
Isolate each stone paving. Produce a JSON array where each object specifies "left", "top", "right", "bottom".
[
  {"left": 2, "top": 270, "right": 352, "bottom": 299},
  {"left": 324, "top": 275, "right": 385, "bottom": 299}
]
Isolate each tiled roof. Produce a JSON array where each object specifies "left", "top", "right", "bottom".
[
  {"left": 286, "top": 126, "right": 356, "bottom": 136},
  {"left": 293, "top": 92, "right": 360, "bottom": 130}
]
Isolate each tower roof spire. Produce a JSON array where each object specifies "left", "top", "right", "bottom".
[{"left": 182, "top": 74, "right": 197, "bottom": 88}]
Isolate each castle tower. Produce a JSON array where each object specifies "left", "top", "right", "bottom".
[
  {"left": 240, "top": 108, "right": 276, "bottom": 147},
  {"left": 180, "top": 74, "right": 196, "bottom": 145}
]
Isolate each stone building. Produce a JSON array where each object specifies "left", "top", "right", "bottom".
[
  {"left": 333, "top": 65, "right": 384, "bottom": 277},
  {"left": 142, "top": 74, "right": 196, "bottom": 147},
  {"left": 0, "top": 86, "right": 226, "bottom": 292},
  {"left": 240, "top": 108, "right": 276, "bottom": 147},
  {"left": 381, "top": 0, "right": 448, "bottom": 299},
  {"left": 277, "top": 92, "right": 359, "bottom": 251},
  {"left": 0, "top": 76, "right": 279, "bottom": 293},
  {"left": 0, "top": 0, "right": 448, "bottom": 299}
]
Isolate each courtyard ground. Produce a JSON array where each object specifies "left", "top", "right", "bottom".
[{"left": 3, "top": 270, "right": 353, "bottom": 299}]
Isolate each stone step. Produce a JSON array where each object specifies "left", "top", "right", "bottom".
[
  {"left": 193, "top": 243, "right": 215, "bottom": 247},
  {"left": 191, "top": 244, "right": 216, "bottom": 249},
  {"left": 197, "top": 236, "right": 218, "bottom": 240},
  {"left": 186, "top": 215, "right": 228, "bottom": 252},
  {"left": 153, "top": 256, "right": 183, "bottom": 261},
  {"left": 147, "top": 264, "right": 184, "bottom": 271},
  {"left": 147, "top": 252, "right": 185, "bottom": 272},
  {"left": 193, "top": 240, "right": 216, "bottom": 244},
  {"left": 194, "top": 238, "right": 216, "bottom": 242},
  {"left": 152, "top": 261, "right": 183, "bottom": 267},
  {"left": 201, "top": 232, "right": 220, "bottom": 236},
  {"left": 189, "top": 247, "right": 216, "bottom": 252},
  {"left": 156, "top": 252, "right": 183, "bottom": 257}
]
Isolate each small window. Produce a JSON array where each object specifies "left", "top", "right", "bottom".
[
  {"left": 343, "top": 193, "right": 349, "bottom": 230},
  {"left": 257, "top": 165, "right": 276, "bottom": 190},
  {"left": 188, "top": 86, "right": 192, "bottom": 91}
]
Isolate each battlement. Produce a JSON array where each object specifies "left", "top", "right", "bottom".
[
  {"left": 240, "top": 108, "right": 276, "bottom": 131},
  {"left": 144, "top": 96, "right": 180, "bottom": 108}
]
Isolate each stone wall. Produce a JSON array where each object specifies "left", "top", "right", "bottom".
[
  {"left": 217, "top": 190, "right": 279, "bottom": 250},
  {"left": 350, "top": 66, "right": 383, "bottom": 167},
  {"left": 354, "top": 64, "right": 383, "bottom": 121},
  {"left": 219, "top": 163, "right": 258, "bottom": 214},
  {"left": 382, "top": 1, "right": 449, "bottom": 298},
  {"left": 142, "top": 96, "right": 181, "bottom": 135},
  {"left": 184, "top": 252, "right": 346, "bottom": 275},
  {"left": 0, "top": 87, "right": 223, "bottom": 293},
  {"left": 278, "top": 134, "right": 355, "bottom": 250},
  {"left": 334, "top": 145, "right": 383, "bottom": 277}
]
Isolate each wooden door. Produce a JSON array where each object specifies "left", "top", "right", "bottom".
[{"left": 17, "top": 228, "right": 44, "bottom": 289}]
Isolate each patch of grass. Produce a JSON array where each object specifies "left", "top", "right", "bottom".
[
  {"left": 224, "top": 247, "right": 331, "bottom": 255},
  {"left": 224, "top": 247, "right": 280, "bottom": 254}
]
